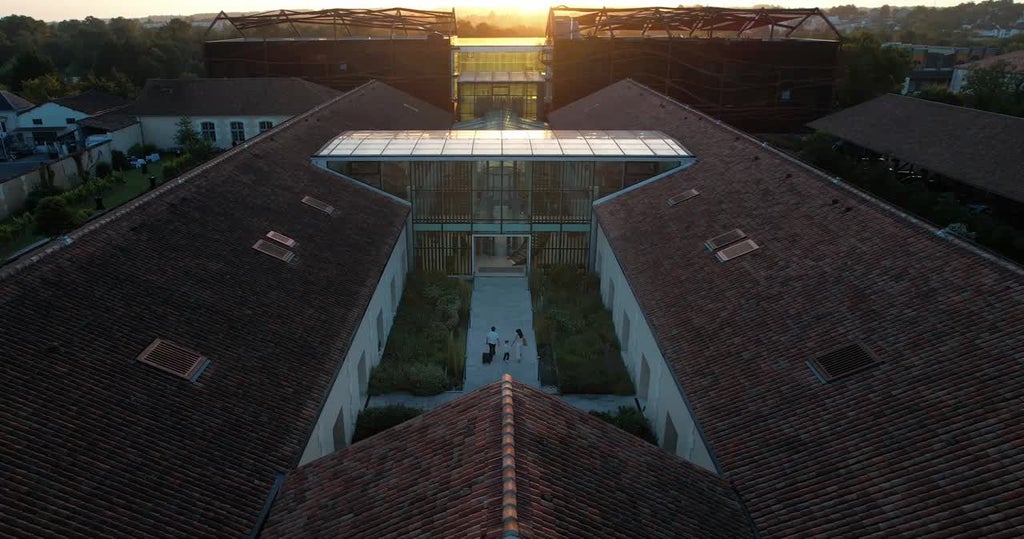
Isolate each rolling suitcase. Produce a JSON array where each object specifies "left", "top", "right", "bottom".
[{"left": 483, "top": 351, "right": 492, "bottom": 364}]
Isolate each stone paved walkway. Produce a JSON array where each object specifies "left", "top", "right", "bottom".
[{"left": 464, "top": 276, "right": 539, "bottom": 391}]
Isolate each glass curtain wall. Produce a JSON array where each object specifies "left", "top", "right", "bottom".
[
  {"left": 458, "top": 82, "right": 542, "bottom": 121},
  {"left": 454, "top": 51, "right": 545, "bottom": 73},
  {"left": 327, "top": 159, "right": 669, "bottom": 225}
]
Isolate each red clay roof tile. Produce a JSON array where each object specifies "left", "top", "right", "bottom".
[
  {"left": 0, "top": 81, "right": 451, "bottom": 538},
  {"left": 549, "top": 79, "right": 1024, "bottom": 537},
  {"left": 264, "top": 377, "right": 754, "bottom": 538}
]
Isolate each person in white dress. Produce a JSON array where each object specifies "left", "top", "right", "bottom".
[{"left": 512, "top": 329, "right": 527, "bottom": 362}]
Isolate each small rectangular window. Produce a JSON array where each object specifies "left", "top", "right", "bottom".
[
  {"left": 258, "top": 120, "right": 274, "bottom": 133},
  {"left": 200, "top": 121, "right": 216, "bottom": 142},
  {"left": 230, "top": 121, "right": 245, "bottom": 144},
  {"left": 664, "top": 414, "right": 678, "bottom": 453},
  {"left": 65, "top": 118, "right": 76, "bottom": 125},
  {"left": 32, "top": 118, "right": 43, "bottom": 126}
]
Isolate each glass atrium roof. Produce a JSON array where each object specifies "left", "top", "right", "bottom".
[{"left": 314, "top": 130, "right": 692, "bottom": 160}]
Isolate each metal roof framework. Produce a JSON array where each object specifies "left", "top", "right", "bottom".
[
  {"left": 547, "top": 6, "right": 841, "bottom": 40},
  {"left": 207, "top": 8, "right": 458, "bottom": 39}
]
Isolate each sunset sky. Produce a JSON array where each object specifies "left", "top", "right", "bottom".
[{"left": 12, "top": 0, "right": 972, "bottom": 23}]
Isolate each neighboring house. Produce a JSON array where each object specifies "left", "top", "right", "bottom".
[
  {"left": 0, "top": 90, "right": 34, "bottom": 136},
  {"left": 265, "top": 375, "right": 755, "bottom": 538},
  {"left": 950, "top": 49, "right": 1024, "bottom": 93},
  {"left": 14, "top": 89, "right": 128, "bottom": 152},
  {"left": 0, "top": 81, "right": 451, "bottom": 536},
  {"left": 808, "top": 94, "right": 1024, "bottom": 205},
  {"left": 884, "top": 43, "right": 999, "bottom": 94},
  {"left": 78, "top": 105, "right": 143, "bottom": 154},
  {"left": 132, "top": 78, "right": 342, "bottom": 150}
]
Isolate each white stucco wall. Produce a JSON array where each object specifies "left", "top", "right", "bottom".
[
  {"left": 949, "top": 67, "right": 970, "bottom": 94},
  {"left": 139, "top": 116, "right": 290, "bottom": 150},
  {"left": 594, "top": 223, "right": 718, "bottom": 473},
  {"left": 0, "top": 111, "right": 17, "bottom": 133},
  {"left": 18, "top": 103, "right": 88, "bottom": 128},
  {"left": 108, "top": 124, "right": 143, "bottom": 154},
  {"left": 299, "top": 226, "right": 409, "bottom": 465}
]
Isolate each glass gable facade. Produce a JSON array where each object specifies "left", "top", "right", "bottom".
[{"left": 314, "top": 130, "right": 692, "bottom": 274}]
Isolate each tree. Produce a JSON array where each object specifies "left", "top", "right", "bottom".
[
  {"left": 836, "top": 31, "right": 912, "bottom": 107},
  {"left": 18, "top": 74, "right": 71, "bottom": 103},
  {"left": 914, "top": 84, "right": 963, "bottom": 106},
  {"left": 5, "top": 50, "right": 55, "bottom": 91},
  {"left": 174, "top": 116, "right": 213, "bottom": 159},
  {"left": 962, "top": 60, "right": 1024, "bottom": 116}
]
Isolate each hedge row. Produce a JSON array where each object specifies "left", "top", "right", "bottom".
[
  {"left": 532, "top": 265, "right": 634, "bottom": 395},
  {"left": 590, "top": 406, "right": 658, "bottom": 445},
  {"left": 368, "top": 273, "right": 472, "bottom": 396}
]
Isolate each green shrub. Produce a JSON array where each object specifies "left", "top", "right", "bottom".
[
  {"left": 590, "top": 406, "right": 657, "bottom": 445},
  {"left": 111, "top": 150, "right": 129, "bottom": 171},
  {"left": 75, "top": 208, "right": 94, "bottom": 223},
  {"left": 368, "top": 361, "right": 448, "bottom": 396},
  {"left": 25, "top": 185, "right": 65, "bottom": 212},
  {"left": 406, "top": 363, "right": 448, "bottom": 396},
  {"left": 352, "top": 405, "right": 423, "bottom": 443},
  {"left": 34, "top": 197, "right": 78, "bottom": 236},
  {"left": 535, "top": 265, "right": 635, "bottom": 395},
  {"left": 94, "top": 161, "right": 112, "bottom": 178}
]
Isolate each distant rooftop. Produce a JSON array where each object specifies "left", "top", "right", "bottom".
[{"left": 315, "top": 130, "right": 692, "bottom": 160}]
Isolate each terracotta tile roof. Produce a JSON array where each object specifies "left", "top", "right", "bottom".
[
  {"left": 0, "top": 90, "right": 34, "bottom": 112},
  {"left": 959, "top": 49, "right": 1024, "bottom": 71},
  {"left": 51, "top": 89, "right": 130, "bottom": 115},
  {"left": 133, "top": 78, "right": 342, "bottom": 117},
  {"left": 549, "top": 79, "right": 1024, "bottom": 537},
  {"left": 264, "top": 375, "right": 755, "bottom": 538},
  {"left": 807, "top": 94, "right": 1024, "bottom": 203},
  {"left": 78, "top": 105, "right": 138, "bottom": 132},
  {"left": 0, "top": 81, "right": 451, "bottom": 538}
]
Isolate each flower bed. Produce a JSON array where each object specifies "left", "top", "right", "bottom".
[
  {"left": 532, "top": 265, "right": 634, "bottom": 395},
  {"left": 369, "top": 272, "right": 472, "bottom": 396}
]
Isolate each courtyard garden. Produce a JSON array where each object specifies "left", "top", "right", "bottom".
[
  {"left": 531, "top": 265, "right": 635, "bottom": 395},
  {"left": 368, "top": 272, "right": 472, "bottom": 396}
]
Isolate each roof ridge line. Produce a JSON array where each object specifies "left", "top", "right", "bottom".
[
  {"left": 619, "top": 79, "right": 1024, "bottom": 277},
  {"left": 499, "top": 374, "right": 520, "bottom": 538},
  {"left": 0, "top": 87, "right": 360, "bottom": 283}
]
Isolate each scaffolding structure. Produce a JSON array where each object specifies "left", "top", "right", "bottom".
[
  {"left": 546, "top": 7, "right": 842, "bottom": 131},
  {"left": 204, "top": 8, "right": 456, "bottom": 110},
  {"left": 207, "top": 8, "right": 457, "bottom": 38},
  {"left": 546, "top": 7, "right": 840, "bottom": 40}
]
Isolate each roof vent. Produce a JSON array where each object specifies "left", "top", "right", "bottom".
[
  {"left": 301, "top": 195, "right": 335, "bottom": 215},
  {"left": 714, "top": 239, "right": 759, "bottom": 262},
  {"left": 705, "top": 229, "right": 747, "bottom": 251},
  {"left": 253, "top": 239, "right": 295, "bottom": 262},
  {"left": 808, "top": 344, "right": 879, "bottom": 383},
  {"left": 667, "top": 189, "right": 699, "bottom": 206},
  {"left": 137, "top": 338, "right": 210, "bottom": 381},
  {"left": 266, "top": 231, "right": 297, "bottom": 247}
]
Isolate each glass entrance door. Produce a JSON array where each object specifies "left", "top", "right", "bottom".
[{"left": 473, "top": 235, "right": 529, "bottom": 276}]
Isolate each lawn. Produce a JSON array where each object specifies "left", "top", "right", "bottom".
[
  {"left": 368, "top": 273, "right": 472, "bottom": 396},
  {"left": 1, "top": 162, "right": 166, "bottom": 261},
  {"left": 532, "top": 265, "right": 635, "bottom": 395}
]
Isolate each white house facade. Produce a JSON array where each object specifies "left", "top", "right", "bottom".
[
  {"left": 299, "top": 226, "right": 409, "bottom": 464},
  {"left": 593, "top": 223, "right": 717, "bottom": 472},
  {"left": 139, "top": 115, "right": 290, "bottom": 150}
]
